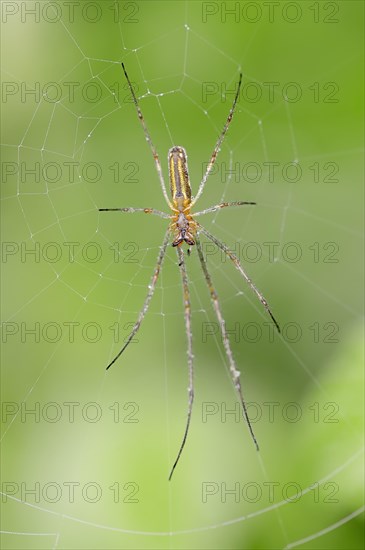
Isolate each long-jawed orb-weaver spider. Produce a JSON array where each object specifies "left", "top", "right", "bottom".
[{"left": 100, "top": 63, "right": 280, "bottom": 480}]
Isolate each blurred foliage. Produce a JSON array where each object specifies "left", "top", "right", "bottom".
[{"left": 1, "top": 1, "right": 363, "bottom": 549}]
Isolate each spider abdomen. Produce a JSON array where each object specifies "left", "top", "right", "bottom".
[{"left": 168, "top": 146, "right": 192, "bottom": 206}]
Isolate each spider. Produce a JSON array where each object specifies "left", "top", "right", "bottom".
[{"left": 100, "top": 63, "right": 280, "bottom": 480}]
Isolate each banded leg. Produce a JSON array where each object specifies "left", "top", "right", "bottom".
[
  {"left": 191, "top": 73, "right": 242, "bottom": 207},
  {"left": 105, "top": 228, "right": 171, "bottom": 370},
  {"left": 195, "top": 234, "right": 259, "bottom": 450},
  {"left": 121, "top": 63, "right": 173, "bottom": 209},
  {"left": 197, "top": 223, "right": 280, "bottom": 333},
  {"left": 169, "top": 246, "right": 194, "bottom": 480},
  {"left": 99, "top": 207, "right": 171, "bottom": 219},
  {"left": 193, "top": 201, "right": 256, "bottom": 217}
]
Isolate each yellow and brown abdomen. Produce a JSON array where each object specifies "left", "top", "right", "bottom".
[{"left": 168, "top": 146, "right": 192, "bottom": 210}]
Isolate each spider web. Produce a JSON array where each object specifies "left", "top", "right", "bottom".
[{"left": 1, "top": 1, "right": 364, "bottom": 549}]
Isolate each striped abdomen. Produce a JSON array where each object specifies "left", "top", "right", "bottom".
[{"left": 168, "top": 146, "right": 192, "bottom": 210}]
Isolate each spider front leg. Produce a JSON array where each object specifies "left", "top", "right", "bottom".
[
  {"left": 104, "top": 228, "right": 171, "bottom": 370},
  {"left": 169, "top": 246, "right": 194, "bottom": 480},
  {"left": 195, "top": 234, "right": 259, "bottom": 451}
]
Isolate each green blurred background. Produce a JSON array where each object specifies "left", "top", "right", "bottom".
[{"left": 1, "top": 1, "right": 364, "bottom": 548}]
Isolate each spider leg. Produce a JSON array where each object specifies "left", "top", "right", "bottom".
[
  {"left": 191, "top": 72, "right": 242, "bottom": 207},
  {"left": 99, "top": 207, "right": 171, "bottom": 219},
  {"left": 193, "top": 201, "right": 256, "bottom": 217},
  {"left": 169, "top": 246, "right": 194, "bottom": 480},
  {"left": 197, "top": 223, "right": 280, "bottom": 333},
  {"left": 105, "top": 228, "right": 171, "bottom": 370},
  {"left": 121, "top": 63, "right": 173, "bottom": 209},
  {"left": 195, "top": 234, "right": 259, "bottom": 451}
]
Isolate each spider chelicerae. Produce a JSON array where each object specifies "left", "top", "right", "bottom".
[{"left": 100, "top": 63, "right": 280, "bottom": 480}]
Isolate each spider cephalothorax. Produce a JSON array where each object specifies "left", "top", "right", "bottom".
[
  {"left": 100, "top": 63, "right": 280, "bottom": 480},
  {"left": 171, "top": 211, "right": 196, "bottom": 247}
]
